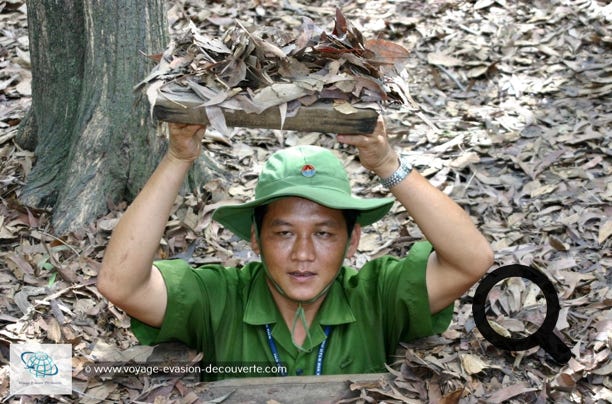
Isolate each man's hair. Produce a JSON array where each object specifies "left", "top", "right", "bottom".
[{"left": 253, "top": 204, "right": 359, "bottom": 237}]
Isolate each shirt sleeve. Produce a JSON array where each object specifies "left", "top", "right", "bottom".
[
  {"left": 130, "top": 259, "right": 213, "bottom": 349},
  {"left": 367, "top": 241, "right": 454, "bottom": 345},
  {"left": 399, "top": 241, "right": 453, "bottom": 340}
]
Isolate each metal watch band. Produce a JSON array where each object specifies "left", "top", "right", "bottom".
[{"left": 380, "top": 157, "right": 412, "bottom": 189}]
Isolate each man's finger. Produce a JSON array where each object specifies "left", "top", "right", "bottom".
[{"left": 337, "top": 133, "right": 370, "bottom": 146}]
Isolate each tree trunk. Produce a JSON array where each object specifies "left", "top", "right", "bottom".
[{"left": 17, "top": 0, "right": 208, "bottom": 235}]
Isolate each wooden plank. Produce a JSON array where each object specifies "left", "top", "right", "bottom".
[
  {"left": 197, "top": 373, "right": 391, "bottom": 403},
  {"left": 153, "top": 91, "right": 379, "bottom": 134},
  {"left": 146, "top": 343, "right": 391, "bottom": 401}
]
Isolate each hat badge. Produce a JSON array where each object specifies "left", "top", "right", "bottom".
[{"left": 301, "top": 164, "right": 316, "bottom": 177}]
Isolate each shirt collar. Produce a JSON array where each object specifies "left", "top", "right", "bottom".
[
  {"left": 317, "top": 275, "right": 357, "bottom": 325},
  {"left": 243, "top": 264, "right": 279, "bottom": 325}
]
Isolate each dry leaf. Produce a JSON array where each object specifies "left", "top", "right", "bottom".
[
  {"left": 460, "top": 353, "right": 489, "bottom": 375},
  {"left": 427, "top": 52, "right": 463, "bottom": 67},
  {"left": 598, "top": 219, "right": 612, "bottom": 244},
  {"left": 474, "top": 0, "right": 495, "bottom": 10},
  {"left": 80, "top": 382, "right": 118, "bottom": 404},
  {"left": 486, "top": 382, "right": 538, "bottom": 403},
  {"left": 47, "top": 316, "right": 62, "bottom": 343}
]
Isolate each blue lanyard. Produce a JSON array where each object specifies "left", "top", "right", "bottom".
[{"left": 264, "top": 324, "right": 332, "bottom": 376}]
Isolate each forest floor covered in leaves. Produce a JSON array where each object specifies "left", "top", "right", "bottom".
[{"left": 0, "top": 0, "right": 611, "bottom": 403}]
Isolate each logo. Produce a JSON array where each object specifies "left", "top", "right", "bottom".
[
  {"left": 10, "top": 343, "right": 72, "bottom": 395},
  {"left": 21, "top": 351, "right": 60, "bottom": 377},
  {"left": 301, "top": 164, "right": 316, "bottom": 177}
]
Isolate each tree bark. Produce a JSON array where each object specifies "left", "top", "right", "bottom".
[
  {"left": 17, "top": 0, "right": 208, "bottom": 235},
  {"left": 17, "top": 0, "right": 85, "bottom": 207}
]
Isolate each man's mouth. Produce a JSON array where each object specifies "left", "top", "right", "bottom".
[{"left": 288, "top": 271, "right": 316, "bottom": 281}]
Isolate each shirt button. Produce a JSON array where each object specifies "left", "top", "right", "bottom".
[{"left": 295, "top": 368, "right": 303, "bottom": 375}]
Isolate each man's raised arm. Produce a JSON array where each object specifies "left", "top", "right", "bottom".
[
  {"left": 97, "top": 123, "right": 206, "bottom": 327},
  {"left": 338, "top": 118, "right": 494, "bottom": 314}
]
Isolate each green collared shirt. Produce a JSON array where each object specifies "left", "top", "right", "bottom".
[{"left": 131, "top": 241, "right": 453, "bottom": 380}]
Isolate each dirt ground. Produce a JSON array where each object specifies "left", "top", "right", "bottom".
[{"left": 0, "top": 0, "right": 610, "bottom": 402}]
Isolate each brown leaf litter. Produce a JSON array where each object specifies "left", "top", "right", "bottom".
[{"left": 0, "top": 0, "right": 610, "bottom": 403}]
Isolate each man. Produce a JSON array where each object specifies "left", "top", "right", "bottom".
[{"left": 97, "top": 119, "right": 493, "bottom": 379}]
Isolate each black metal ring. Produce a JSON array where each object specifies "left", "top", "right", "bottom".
[{"left": 472, "top": 264, "right": 571, "bottom": 364}]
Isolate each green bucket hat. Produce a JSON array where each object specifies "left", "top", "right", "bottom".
[{"left": 212, "top": 145, "right": 394, "bottom": 240}]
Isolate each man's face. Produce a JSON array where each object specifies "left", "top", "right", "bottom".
[{"left": 251, "top": 197, "right": 360, "bottom": 302}]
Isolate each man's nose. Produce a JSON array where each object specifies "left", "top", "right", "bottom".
[{"left": 291, "top": 235, "right": 315, "bottom": 261}]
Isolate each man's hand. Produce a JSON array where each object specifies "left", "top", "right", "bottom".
[
  {"left": 337, "top": 117, "right": 399, "bottom": 178},
  {"left": 168, "top": 123, "right": 206, "bottom": 162}
]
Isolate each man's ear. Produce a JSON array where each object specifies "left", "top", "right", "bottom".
[
  {"left": 346, "top": 224, "right": 361, "bottom": 258},
  {"left": 250, "top": 224, "right": 260, "bottom": 254}
]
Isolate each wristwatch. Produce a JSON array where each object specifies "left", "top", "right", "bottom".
[{"left": 380, "top": 157, "right": 412, "bottom": 189}]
